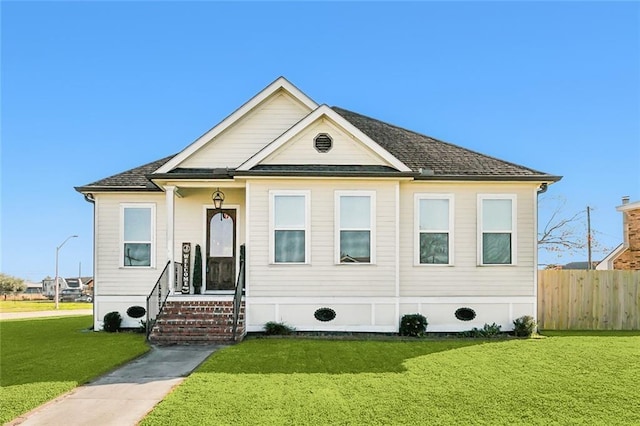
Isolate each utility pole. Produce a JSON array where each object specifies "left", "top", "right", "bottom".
[{"left": 586, "top": 206, "right": 592, "bottom": 270}]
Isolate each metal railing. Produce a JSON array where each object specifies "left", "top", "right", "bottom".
[
  {"left": 146, "top": 261, "right": 182, "bottom": 338},
  {"left": 232, "top": 244, "right": 246, "bottom": 340}
]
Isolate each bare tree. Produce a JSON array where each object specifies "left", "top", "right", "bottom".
[{"left": 538, "top": 196, "right": 608, "bottom": 262}]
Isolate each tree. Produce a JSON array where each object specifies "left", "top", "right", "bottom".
[
  {"left": 0, "top": 273, "right": 26, "bottom": 296},
  {"left": 192, "top": 245, "right": 203, "bottom": 294},
  {"left": 538, "top": 196, "right": 609, "bottom": 264}
]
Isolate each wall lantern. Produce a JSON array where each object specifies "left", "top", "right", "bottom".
[{"left": 212, "top": 188, "right": 225, "bottom": 210}]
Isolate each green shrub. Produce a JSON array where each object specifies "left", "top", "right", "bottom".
[
  {"left": 513, "top": 315, "right": 537, "bottom": 337},
  {"left": 465, "top": 322, "right": 502, "bottom": 338},
  {"left": 103, "top": 311, "right": 122, "bottom": 332},
  {"left": 399, "top": 313, "right": 428, "bottom": 337},
  {"left": 264, "top": 321, "right": 295, "bottom": 335}
]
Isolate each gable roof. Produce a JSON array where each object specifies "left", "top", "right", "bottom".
[
  {"left": 154, "top": 77, "right": 317, "bottom": 174},
  {"left": 237, "top": 104, "right": 412, "bottom": 172},
  {"left": 76, "top": 81, "right": 561, "bottom": 193}
]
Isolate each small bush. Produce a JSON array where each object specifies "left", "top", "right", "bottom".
[
  {"left": 103, "top": 311, "right": 122, "bottom": 332},
  {"left": 264, "top": 321, "right": 295, "bottom": 335},
  {"left": 399, "top": 313, "right": 428, "bottom": 337},
  {"left": 465, "top": 322, "right": 502, "bottom": 338},
  {"left": 513, "top": 315, "right": 537, "bottom": 337}
]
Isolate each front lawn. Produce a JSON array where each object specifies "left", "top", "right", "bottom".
[
  {"left": 0, "top": 316, "right": 148, "bottom": 423},
  {"left": 0, "top": 300, "right": 91, "bottom": 313},
  {"left": 143, "top": 335, "right": 640, "bottom": 425}
]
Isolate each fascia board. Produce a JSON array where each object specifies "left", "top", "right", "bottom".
[
  {"left": 153, "top": 77, "right": 318, "bottom": 174},
  {"left": 237, "top": 105, "right": 412, "bottom": 172}
]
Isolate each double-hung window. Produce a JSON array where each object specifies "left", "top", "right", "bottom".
[
  {"left": 121, "top": 204, "right": 155, "bottom": 267},
  {"left": 478, "top": 195, "right": 516, "bottom": 265},
  {"left": 415, "top": 194, "right": 454, "bottom": 265},
  {"left": 336, "top": 191, "right": 375, "bottom": 264},
  {"left": 270, "top": 191, "right": 310, "bottom": 264}
]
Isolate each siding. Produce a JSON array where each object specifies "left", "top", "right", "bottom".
[
  {"left": 179, "top": 91, "right": 310, "bottom": 169},
  {"left": 399, "top": 182, "right": 538, "bottom": 297},
  {"left": 247, "top": 179, "right": 398, "bottom": 298},
  {"left": 95, "top": 193, "right": 166, "bottom": 296},
  {"left": 262, "top": 118, "right": 390, "bottom": 166}
]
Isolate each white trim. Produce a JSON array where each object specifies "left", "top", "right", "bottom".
[
  {"left": 394, "top": 182, "right": 400, "bottom": 330},
  {"left": 616, "top": 200, "right": 640, "bottom": 212},
  {"left": 247, "top": 324, "right": 397, "bottom": 333},
  {"left": 533, "top": 188, "right": 538, "bottom": 321},
  {"left": 202, "top": 203, "right": 241, "bottom": 293},
  {"left": 595, "top": 243, "right": 624, "bottom": 270},
  {"left": 414, "top": 193, "right": 455, "bottom": 266},
  {"left": 154, "top": 77, "right": 318, "bottom": 174},
  {"left": 269, "top": 190, "right": 311, "bottom": 264},
  {"left": 245, "top": 182, "right": 251, "bottom": 328},
  {"left": 166, "top": 186, "right": 176, "bottom": 294},
  {"left": 120, "top": 203, "right": 156, "bottom": 268},
  {"left": 335, "top": 190, "right": 377, "bottom": 264},
  {"left": 477, "top": 194, "right": 517, "bottom": 266},
  {"left": 237, "top": 104, "right": 412, "bottom": 172}
]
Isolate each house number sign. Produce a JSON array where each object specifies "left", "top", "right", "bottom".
[{"left": 181, "top": 243, "right": 191, "bottom": 294}]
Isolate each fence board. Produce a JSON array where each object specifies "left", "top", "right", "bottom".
[{"left": 538, "top": 270, "right": 640, "bottom": 330}]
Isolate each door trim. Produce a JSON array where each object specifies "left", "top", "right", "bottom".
[{"left": 202, "top": 204, "right": 240, "bottom": 294}]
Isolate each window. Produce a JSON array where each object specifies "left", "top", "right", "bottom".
[
  {"left": 415, "top": 194, "right": 454, "bottom": 265},
  {"left": 478, "top": 195, "right": 516, "bottom": 265},
  {"left": 270, "top": 191, "right": 310, "bottom": 263},
  {"left": 121, "top": 204, "right": 155, "bottom": 267},
  {"left": 336, "top": 191, "right": 375, "bottom": 263}
]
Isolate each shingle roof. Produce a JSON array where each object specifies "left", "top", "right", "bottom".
[
  {"left": 75, "top": 155, "right": 175, "bottom": 192},
  {"left": 332, "top": 107, "right": 556, "bottom": 179},
  {"left": 76, "top": 107, "right": 559, "bottom": 192}
]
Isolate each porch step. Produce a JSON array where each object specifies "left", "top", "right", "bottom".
[{"left": 149, "top": 300, "right": 245, "bottom": 345}]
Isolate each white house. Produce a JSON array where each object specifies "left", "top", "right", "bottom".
[{"left": 76, "top": 77, "right": 561, "bottom": 342}]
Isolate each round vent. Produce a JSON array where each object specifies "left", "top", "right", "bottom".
[
  {"left": 454, "top": 307, "right": 476, "bottom": 322},
  {"left": 314, "top": 307, "right": 336, "bottom": 322},
  {"left": 314, "top": 133, "right": 333, "bottom": 153},
  {"left": 126, "top": 305, "right": 146, "bottom": 319}
]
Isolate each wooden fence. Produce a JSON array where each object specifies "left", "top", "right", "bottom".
[{"left": 538, "top": 270, "right": 640, "bottom": 330}]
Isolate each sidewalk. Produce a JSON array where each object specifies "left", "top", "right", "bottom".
[
  {"left": 0, "top": 309, "right": 93, "bottom": 320},
  {"left": 9, "top": 345, "right": 223, "bottom": 426}
]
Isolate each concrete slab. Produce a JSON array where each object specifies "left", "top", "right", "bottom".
[{"left": 9, "top": 345, "right": 224, "bottom": 426}]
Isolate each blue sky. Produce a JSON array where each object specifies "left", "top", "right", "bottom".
[{"left": 2, "top": 1, "right": 639, "bottom": 281}]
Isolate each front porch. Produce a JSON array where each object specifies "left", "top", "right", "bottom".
[{"left": 146, "top": 243, "right": 246, "bottom": 344}]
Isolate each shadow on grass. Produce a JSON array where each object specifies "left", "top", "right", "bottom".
[
  {"left": 541, "top": 330, "right": 640, "bottom": 337},
  {"left": 196, "top": 338, "right": 495, "bottom": 374}
]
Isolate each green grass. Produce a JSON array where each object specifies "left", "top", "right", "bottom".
[
  {"left": 143, "top": 336, "right": 640, "bottom": 425},
  {"left": 0, "top": 316, "right": 149, "bottom": 423},
  {"left": 0, "top": 300, "right": 91, "bottom": 312}
]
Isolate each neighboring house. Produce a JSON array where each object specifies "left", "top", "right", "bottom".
[
  {"left": 597, "top": 197, "right": 640, "bottom": 270},
  {"left": 75, "top": 77, "right": 561, "bottom": 341},
  {"left": 42, "top": 276, "right": 93, "bottom": 298}
]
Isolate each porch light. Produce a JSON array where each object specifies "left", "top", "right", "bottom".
[{"left": 212, "top": 188, "right": 225, "bottom": 210}]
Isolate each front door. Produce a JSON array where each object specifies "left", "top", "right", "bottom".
[{"left": 206, "top": 209, "right": 236, "bottom": 291}]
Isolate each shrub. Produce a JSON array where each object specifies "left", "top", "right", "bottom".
[
  {"left": 465, "top": 322, "right": 502, "bottom": 338},
  {"left": 264, "top": 321, "right": 295, "bottom": 335},
  {"left": 513, "top": 315, "right": 537, "bottom": 337},
  {"left": 399, "top": 313, "right": 428, "bottom": 337},
  {"left": 193, "top": 244, "right": 203, "bottom": 294},
  {"left": 103, "top": 311, "right": 122, "bottom": 332}
]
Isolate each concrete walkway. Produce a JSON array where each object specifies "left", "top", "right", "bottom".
[
  {"left": 10, "top": 345, "right": 223, "bottom": 426},
  {"left": 0, "top": 309, "right": 93, "bottom": 320}
]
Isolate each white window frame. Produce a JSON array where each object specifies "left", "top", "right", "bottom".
[
  {"left": 120, "top": 203, "right": 156, "bottom": 268},
  {"left": 269, "top": 190, "right": 311, "bottom": 264},
  {"left": 414, "top": 194, "right": 454, "bottom": 266},
  {"left": 477, "top": 194, "right": 517, "bottom": 266},
  {"left": 335, "top": 190, "right": 376, "bottom": 264}
]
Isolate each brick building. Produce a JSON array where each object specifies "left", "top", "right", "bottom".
[{"left": 597, "top": 196, "right": 640, "bottom": 270}]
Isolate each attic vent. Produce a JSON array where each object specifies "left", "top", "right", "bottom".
[{"left": 314, "top": 133, "right": 333, "bottom": 153}]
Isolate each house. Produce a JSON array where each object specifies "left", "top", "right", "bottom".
[
  {"left": 42, "top": 276, "right": 93, "bottom": 299},
  {"left": 597, "top": 196, "right": 640, "bottom": 270},
  {"left": 75, "top": 77, "right": 561, "bottom": 342}
]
